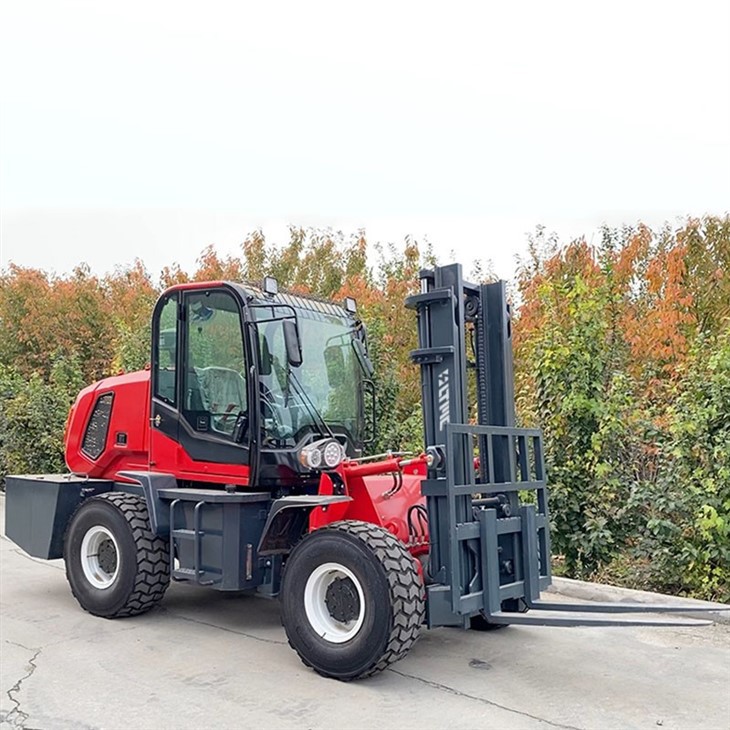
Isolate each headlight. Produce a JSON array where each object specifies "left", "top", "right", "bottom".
[
  {"left": 323, "top": 439, "right": 344, "bottom": 468},
  {"left": 299, "top": 438, "right": 345, "bottom": 470},
  {"left": 299, "top": 445, "right": 323, "bottom": 469}
]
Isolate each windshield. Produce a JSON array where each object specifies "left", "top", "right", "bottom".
[{"left": 255, "top": 306, "right": 364, "bottom": 451}]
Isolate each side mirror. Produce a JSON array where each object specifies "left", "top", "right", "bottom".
[{"left": 283, "top": 319, "right": 302, "bottom": 368}]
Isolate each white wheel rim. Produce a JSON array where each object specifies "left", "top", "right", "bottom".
[
  {"left": 80, "top": 525, "right": 120, "bottom": 589},
  {"left": 303, "top": 562, "right": 366, "bottom": 643}
]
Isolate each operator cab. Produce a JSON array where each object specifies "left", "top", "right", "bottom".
[{"left": 150, "top": 278, "right": 373, "bottom": 490}]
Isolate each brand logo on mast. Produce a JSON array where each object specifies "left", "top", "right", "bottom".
[{"left": 438, "top": 370, "right": 450, "bottom": 430}]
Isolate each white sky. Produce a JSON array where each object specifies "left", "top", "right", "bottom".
[{"left": 1, "top": 0, "right": 729, "bottom": 281}]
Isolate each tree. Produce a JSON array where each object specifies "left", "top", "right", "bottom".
[{"left": 514, "top": 215, "right": 730, "bottom": 596}]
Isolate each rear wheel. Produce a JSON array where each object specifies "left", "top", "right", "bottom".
[
  {"left": 280, "top": 520, "right": 424, "bottom": 680},
  {"left": 64, "top": 492, "right": 170, "bottom": 618}
]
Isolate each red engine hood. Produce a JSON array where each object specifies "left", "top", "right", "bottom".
[{"left": 65, "top": 370, "right": 151, "bottom": 478}]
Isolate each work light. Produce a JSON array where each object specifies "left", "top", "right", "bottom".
[
  {"left": 299, "top": 438, "right": 345, "bottom": 470},
  {"left": 322, "top": 439, "right": 345, "bottom": 468}
]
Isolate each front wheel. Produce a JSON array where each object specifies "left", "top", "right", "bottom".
[{"left": 280, "top": 520, "right": 424, "bottom": 680}]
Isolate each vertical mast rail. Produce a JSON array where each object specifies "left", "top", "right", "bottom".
[{"left": 407, "top": 267, "right": 550, "bottom": 627}]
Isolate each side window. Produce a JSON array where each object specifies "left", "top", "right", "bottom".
[
  {"left": 183, "top": 290, "right": 247, "bottom": 438},
  {"left": 154, "top": 296, "right": 178, "bottom": 406}
]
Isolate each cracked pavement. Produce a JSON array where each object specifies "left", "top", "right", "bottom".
[
  {"left": 1, "top": 496, "right": 729, "bottom": 730},
  {"left": 2, "top": 642, "right": 41, "bottom": 729}
]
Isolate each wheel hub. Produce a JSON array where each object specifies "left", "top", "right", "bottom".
[
  {"left": 97, "top": 538, "right": 118, "bottom": 574},
  {"left": 325, "top": 577, "right": 361, "bottom": 623},
  {"left": 303, "top": 562, "right": 366, "bottom": 643},
  {"left": 80, "top": 525, "right": 120, "bottom": 590}
]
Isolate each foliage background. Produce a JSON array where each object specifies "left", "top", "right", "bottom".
[{"left": 1, "top": 216, "right": 728, "bottom": 600}]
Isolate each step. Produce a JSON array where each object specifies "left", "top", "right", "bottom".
[
  {"left": 171, "top": 528, "right": 223, "bottom": 540},
  {"left": 172, "top": 567, "right": 197, "bottom": 579},
  {"left": 172, "top": 566, "right": 223, "bottom": 579},
  {"left": 172, "top": 566, "right": 222, "bottom": 587},
  {"left": 171, "top": 529, "right": 200, "bottom": 541}
]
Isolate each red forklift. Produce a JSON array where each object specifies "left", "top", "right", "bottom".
[{"left": 5, "top": 263, "right": 711, "bottom": 680}]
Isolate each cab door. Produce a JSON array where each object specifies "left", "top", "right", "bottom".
[
  {"left": 150, "top": 286, "right": 252, "bottom": 484},
  {"left": 150, "top": 291, "right": 180, "bottom": 465}
]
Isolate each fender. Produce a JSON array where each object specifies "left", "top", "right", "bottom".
[
  {"left": 117, "top": 471, "right": 179, "bottom": 536},
  {"left": 258, "top": 495, "right": 352, "bottom": 555}
]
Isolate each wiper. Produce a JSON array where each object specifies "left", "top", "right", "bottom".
[{"left": 287, "top": 367, "right": 335, "bottom": 440}]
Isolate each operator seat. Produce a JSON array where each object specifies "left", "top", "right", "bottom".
[{"left": 197, "top": 366, "right": 247, "bottom": 433}]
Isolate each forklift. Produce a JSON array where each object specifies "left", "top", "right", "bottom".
[{"left": 5, "top": 264, "right": 712, "bottom": 680}]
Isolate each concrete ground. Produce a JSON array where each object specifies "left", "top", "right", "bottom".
[{"left": 1, "top": 497, "right": 728, "bottom": 730}]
